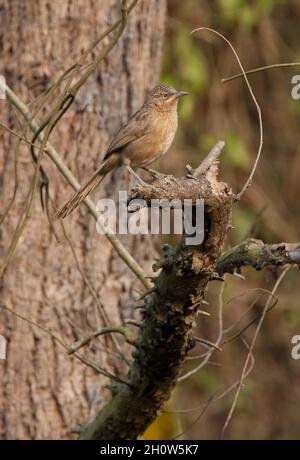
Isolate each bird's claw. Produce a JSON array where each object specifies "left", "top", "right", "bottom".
[{"left": 142, "top": 167, "right": 164, "bottom": 179}]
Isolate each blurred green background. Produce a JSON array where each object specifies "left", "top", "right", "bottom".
[{"left": 145, "top": 0, "right": 300, "bottom": 440}]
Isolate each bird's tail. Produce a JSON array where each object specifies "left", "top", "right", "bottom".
[{"left": 56, "top": 156, "right": 116, "bottom": 219}]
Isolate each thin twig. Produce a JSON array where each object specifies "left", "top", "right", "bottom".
[
  {"left": 169, "top": 339, "right": 255, "bottom": 440},
  {"left": 0, "top": 300, "right": 131, "bottom": 386},
  {"left": 166, "top": 342, "right": 255, "bottom": 415},
  {"left": 3, "top": 83, "right": 151, "bottom": 289},
  {"left": 68, "top": 326, "right": 137, "bottom": 354},
  {"left": 223, "top": 294, "right": 261, "bottom": 334},
  {"left": 222, "top": 62, "right": 300, "bottom": 83},
  {"left": 1, "top": 0, "right": 149, "bottom": 288},
  {"left": 178, "top": 281, "right": 225, "bottom": 382},
  {"left": 61, "top": 222, "right": 130, "bottom": 364},
  {"left": 0, "top": 122, "right": 51, "bottom": 278},
  {"left": 81, "top": 0, "right": 139, "bottom": 62},
  {"left": 172, "top": 395, "right": 214, "bottom": 440},
  {"left": 0, "top": 123, "right": 22, "bottom": 225},
  {"left": 191, "top": 27, "right": 263, "bottom": 200},
  {"left": 193, "top": 336, "right": 222, "bottom": 351},
  {"left": 222, "top": 296, "right": 278, "bottom": 345},
  {"left": 221, "top": 266, "right": 290, "bottom": 437}
]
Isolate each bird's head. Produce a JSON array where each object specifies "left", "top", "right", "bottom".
[{"left": 146, "top": 84, "right": 188, "bottom": 112}]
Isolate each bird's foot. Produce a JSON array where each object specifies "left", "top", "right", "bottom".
[
  {"left": 126, "top": 166, "right": 149, "bottom": 187},
  {"left": 136, "top": 177, "right": 149, "bottom": 187},
  {"left": 142, "top": 167, "right": 164, "bottom": 179}
]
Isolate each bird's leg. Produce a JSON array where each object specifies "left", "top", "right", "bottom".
[
  {"left": 126, "top": 166, "right": 148, "bottom": 187},
  {"left": 142, "top": 167, "right": 164, "bottom": 179}
]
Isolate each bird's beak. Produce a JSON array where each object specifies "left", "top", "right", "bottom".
[{"left": 176, "top": 91, "right": 188, "bottom": 98}]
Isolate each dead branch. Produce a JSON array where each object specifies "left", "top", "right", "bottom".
[
  {"left": 79, "top": 145, "right": 234, "bottom": 440},
  {"left": 216, "top": 238, "right": 300, "bottom": 276},
  {"left": 222, "top": 62, "right": 300, "bottom": 83}
]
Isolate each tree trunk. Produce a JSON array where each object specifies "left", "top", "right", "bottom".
[{"left": 0, "top": 0, "right": 166, "bottom": 440}]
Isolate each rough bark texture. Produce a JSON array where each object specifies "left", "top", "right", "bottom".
[
  {"left": 80, "top": 164, "right": 233, "bottom": 440},
  {"left": 0, "top": 0, "right": 166, "bottom": 440},
  {"left": 216, "top": 239, "right": 300, "bottom": 275}
]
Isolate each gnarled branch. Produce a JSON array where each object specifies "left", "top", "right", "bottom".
[
  {"left": 79, "top": 145, "right": 234, "bottom": 440},
  {"left": 216, "top": 239, "right": 300, "bottom": 276}
]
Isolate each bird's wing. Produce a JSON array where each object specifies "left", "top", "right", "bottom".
[{"left": 104, "top": 108, "right": 150, "bottom": 160}]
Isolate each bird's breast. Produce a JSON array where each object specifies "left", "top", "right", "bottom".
[
  {"left": 152, "top": 109, "right": 178, "bottom": 154},
  {"left": 160, "top": 124, "right": 177, "bottom": 155},
  {"left": 125, "top": 108, "right": 178, "bottom": 167}
]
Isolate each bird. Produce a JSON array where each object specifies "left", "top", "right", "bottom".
[{"left": 56, "top": 84, "right": 188, "bottom": 219}]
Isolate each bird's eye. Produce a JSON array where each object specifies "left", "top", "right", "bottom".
[{"left": 163, "top": 94, "right": 168, "bottom": 98}]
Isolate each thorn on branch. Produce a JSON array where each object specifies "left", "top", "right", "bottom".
[
  {"left": 139, "top": 287, "right": 157, "bottom": 300},
  {"left": 124, "top": 319, "right": 144, "bottom": 328}
]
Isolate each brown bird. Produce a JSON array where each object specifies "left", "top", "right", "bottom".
[{"left": 56, "top": 84, "right": 187, "bottom": 219}]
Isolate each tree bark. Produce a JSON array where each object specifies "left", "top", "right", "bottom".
[
  {"left": 0, "top": 0, "right": 166, "bottom": 440},
  {"left": 80, "top": 156, "right": 233, "bottom": 440},
  {"left": 217, "top": 239, "right": 300, "bottom": 276}
]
